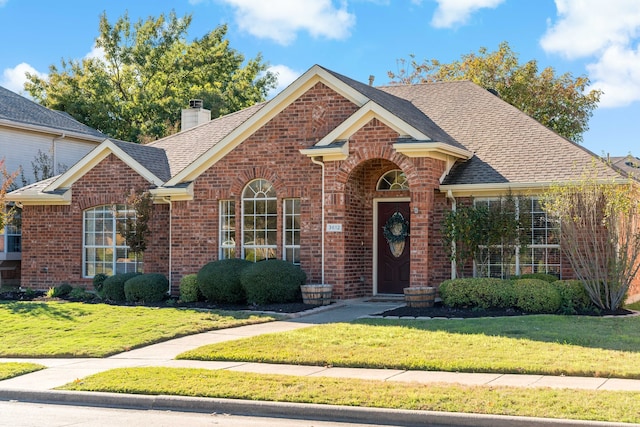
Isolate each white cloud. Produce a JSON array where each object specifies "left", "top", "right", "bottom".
[
  {"left": 541, "top": 0, "right": 640, "bottom": 108},
  {"left": 430, "top": 0, "right": 505, "bottom": 29},
  {"left": 0, "top": 0, "right": 8, "bottom": 7},
  {"left": 1, "top": 62, "right": 46, "bottom": 94},
  {"left": 220, "top": 0, "right": 355, "bottom": 45},
  {"left": 588, "top": 45, "right": 640, "bottom": 108},
  {"left": 84, "top": 45, "right": 106, "bottom": 62},
  {"left": 541, "top": 0, "right": 640, "bottom": 59},
  {"left": 267, "top": 64, "right": 301, "bottom": 97}
]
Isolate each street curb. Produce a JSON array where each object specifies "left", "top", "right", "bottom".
[{"left": 0, "top": 389, "right": 635, "bottom": 427}]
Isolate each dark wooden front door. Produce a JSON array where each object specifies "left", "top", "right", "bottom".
[{"left": 377, "top": 202, "right": 410, "bottom": 294}]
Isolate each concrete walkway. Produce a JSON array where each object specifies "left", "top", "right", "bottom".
[{"left": 0, "top": 299, "right": 639, "bottom": 426}]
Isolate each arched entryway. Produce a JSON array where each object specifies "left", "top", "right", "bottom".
[{"left": 342, "top": 159, "right": 411, "bottom": 296}]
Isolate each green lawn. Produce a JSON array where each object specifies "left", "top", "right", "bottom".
[
  {"left": 60, "top": 367, "right": 640, "bottom": 423},
  {"left": 0, "top": 301, "right": 275, "bottom": 357},
  {"left": 0, "top": 362, "right": 44, "bottom": 380},
  {"left": 178, "top": 314, "right": 640, "bottom": 378}
]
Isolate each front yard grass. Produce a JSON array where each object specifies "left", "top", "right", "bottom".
[
  {"left": 60, "top": 367, "right": 640, "bottom": 423},
  {"left": 0, "top": 363, "right": 45, "bottom": 380},
  {"left": 0, "top": 301, "right": 275, "bottom": 357},
  {"left": 178, "top": 314, "right": 640, "bottom": 378}
]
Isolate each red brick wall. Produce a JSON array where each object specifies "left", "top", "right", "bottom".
[{"left": 20, "top": 154, "right": 169, "bottom": 290}]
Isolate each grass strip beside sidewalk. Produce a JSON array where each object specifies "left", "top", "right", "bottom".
[
  {"left": 0, "top": 363, "right": 45, "bottom": 380},
  {"left": 59, "top": 367, "right": 640, "bottom": 424}
]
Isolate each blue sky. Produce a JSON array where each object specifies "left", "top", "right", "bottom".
[{"left": 1, "top": 0, "right": 639, "bottom": 157}]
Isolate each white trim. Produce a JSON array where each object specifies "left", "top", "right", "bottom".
[
  {"left": 45, "top": 139, "right": 164, "bottom": 192},
  {"left": 0, "top": 119, "right": 106, "bottom": 143},
  {"left": 440, "top": 179, "right": 629, "bottom": 197},
  {"left": 393, "top": 141, "right": 471, "bottom": 160},
  {"left": 372, "top": 197, "right": 411, "bottom": 295}
]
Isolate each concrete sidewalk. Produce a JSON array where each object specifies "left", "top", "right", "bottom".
[{"left": 0, "top": 299, "right": 639, "bottom": 426}]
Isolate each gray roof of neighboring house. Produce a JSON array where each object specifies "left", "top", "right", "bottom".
[
  {"left": 110, "top": 139, "right": 172, "bottom": 183},
  {"left": 610, "top": 155, "right": 640, "bottom": 179},
  {"left": 379, "top": 81, "right": 621, "bottom": 185},
  {"left": 0, "top": 85, "right": 107, "bottom": 140}
]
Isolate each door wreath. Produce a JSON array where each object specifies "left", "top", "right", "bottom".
[{"left": 383, "top": 211, "right": 409, "bottom": 257}]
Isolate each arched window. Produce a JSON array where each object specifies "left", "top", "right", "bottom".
[
  {"left": 377, "top": 169, "right": 409, "bottom": 191},
  {"left": 83, "top": 205, "right": 143, "bottom": 277},
  {"left": 242, "top": 179, "right": 277, "bottom": 262}
]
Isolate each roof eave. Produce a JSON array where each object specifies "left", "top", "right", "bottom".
[
  {"left": 394, "top": 141, "right": 472, "bottom": 161},
  {"left": 0, "top": 119, "right": 106, "bottom": 142}
]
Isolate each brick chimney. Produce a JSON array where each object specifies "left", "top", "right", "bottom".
[{"left": 181, "top": 99, "right": 211, "bottom": 131}]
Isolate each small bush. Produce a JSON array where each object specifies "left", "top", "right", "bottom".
[
  {"left": 68, "top": 287, "right": 97, "bottom": 302},
  {"left": 241, "top": 259, "right": 306, "bottom": 305},
  {"left": 124, "top": 273, "right": 169, "bottom": 303},
  {"left": 198, "top": 259, "right": 253, "bottom": 304},
  {"left": 516, "top": 273, "right": 559, "bottom": 283},
  {"left": 102, "top": 272, "right": 141, "bottom": 302},
  {"left": 47, "top": 283, "right": 73, "bottom": 298},
  {"left": 439, "top": 278, "right": 514, "bottom": 309},
  {"left": 553, "top": 280, "right": 595, "bottom": 314},
  {"left": 92, "top": 273, "right": 109, "bottom": 292},
  {"left": 179, "top": 274, "right": 200, "bottom": 303},
  {"left": 513, "top": 279, "right": 562, "bottom": 313}
]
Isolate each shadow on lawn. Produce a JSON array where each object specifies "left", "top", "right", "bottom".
[
  {"left": 361, "top": 303, "right": 640, "bottom": 353},
  {"left": 2, "top": 301, "right": 87, "bottom": 321}
]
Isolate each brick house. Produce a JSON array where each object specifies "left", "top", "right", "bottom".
[{"left": 7, "top": 65, "right": 636, "bottom": 299}]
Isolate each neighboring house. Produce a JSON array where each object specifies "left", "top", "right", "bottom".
[
  {"left": 7, "top": 65, "right": 637, "bottom": 299},
  {"left": 610, "top": 155, "right": 640, "bottom": 179},
  {"left": 0, "top": 85, "right": 107, "bottom": 285}
]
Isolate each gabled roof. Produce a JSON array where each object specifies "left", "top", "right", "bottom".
[
  {"left": 0, "top": 85, "right": 107, "bottom": 140},
  {"left": 380, "top": 81, "right": 622, "bottom": 192},
  {"left": 610, "top": 155, "right": 640, "bottom": 179},
  {"left": 8, "top": 65, "right": 627, "bottom": 204}
]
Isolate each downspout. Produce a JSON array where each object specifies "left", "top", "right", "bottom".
[
  {"left": 446, "top": 190, "right": 456, "bottom": 280},
  {"left": 310, "top": 156, "right": 325, "bottom": 285},
  {"left": 162, "top": 197, "right": 173, "bottom": 294}
]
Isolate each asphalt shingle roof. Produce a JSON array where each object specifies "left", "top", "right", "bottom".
[
  {"left": 379, "top": 81, "right": 621, "bottom": 185},
  {"left": 0, "top": 85, "right": 108, "bottom": 139}
]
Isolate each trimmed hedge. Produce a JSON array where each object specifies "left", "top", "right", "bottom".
[
  {"left": 92, "top": 273, "right": 108, "bottom": 293},
  {"left": 241, "top": 259, "right": 306, "bottom": 305},
  {"left": 179, "top": 274, "right": 200, "bottom": 303},
  {"left": 513, "top": 278, "right": 562, "bottom": 313},
  {"left": 516, "top": 273, "right": 559, "bottom": 283},
  {"left": 439, "top": 278, "right": 514, "bottom": 309},
  {"left": 553, "top": 279, "right": 595, "bottom": 314},
  {"left": 124, "top": 273, "right": 168, "bottom": 303},
  {"left": 102, "top": 272, "right": 141, "bottom": 302},
  {"left": 198, "top": 259, "right": 253, "bottom": 304},
  {"left": 48, "top": 283, "right": 73, "bottom": 298}
]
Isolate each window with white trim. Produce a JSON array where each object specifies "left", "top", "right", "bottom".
[
  {"left": 1, "top": 207, "right": 21, "bottom": 253},
  {"left": 474, "top": 197, "right": 560, "bottom": 278},
  {"left": 520, "top": 198, "right": 561, "bottom": 276},
  {"left": 242, "top": 179, "right": 277, "bottom": 262},
  {"left": 83, "top": 205, "right": 143, "bottom": 277},
  {"left": 377, "top": 169, "right": 409, "bottom": 191},
  {"left": 219, "top": 200, "right": 236, "bottom": 259},
  {"left": 283, "top": 198, "right": 300, "bottom": 264}
]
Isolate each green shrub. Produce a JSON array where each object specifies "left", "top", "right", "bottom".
[
  {"left": 439, "top": 278, "right": 514, "bottom": 309},
  {"left": 516, "top": 273, "right": 559, "bottom": 283},
  {"left": 241, "top": 259, "right": 306, "bottom": 305},
  {"left": 102, "top": 272, "right": 141, "bottom": 302},
  {"left": 198, "top": 259, "right": 253, "bottom": 304},
  {"left": 179, "top": 274, "right": 200, "bottom": 303},
  {"left": 124, "top": 273, "right": 168, "bottom": 303},
  {"left": 92, "top": 273, "right": 109, "bottom": 292},
  {"left": 553, "top": 280, "right": 595, "bottom": 314},
  {"left": 47, "top": 283, "right": 73, "bottom": 298},
  {"left": 68, "top": 287, "right": 97, "bottom": 302},
  {"left": 513, "top": 279, "right": 562, "bottom": 313}
]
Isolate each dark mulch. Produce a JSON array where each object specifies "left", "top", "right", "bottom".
[{"left": 377, "top": 301, "right": 635, "bottom": 318}]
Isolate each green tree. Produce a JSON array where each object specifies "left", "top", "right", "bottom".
[
  {"left": 25, "top": 11, "right": 276, "bottom": 143},
  {"left": 388, "top": 42, "right": 601, "bottom": 142},
  {"left": 542, "top": 164, "right": 640, "bottom": 311}
]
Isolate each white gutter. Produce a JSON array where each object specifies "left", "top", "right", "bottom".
[
  {"left": 446, "top": 190, "right": 457, "bottom": 280},
  {"left": 310, "top": 156, "right": 325, "bottom": 285},
  {"left": 162, "top": 197, "right": 173, "bottom": 295}
]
